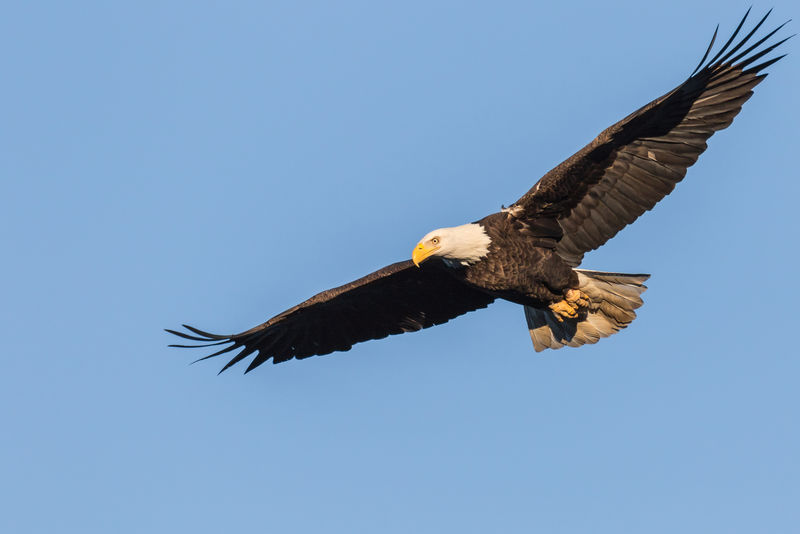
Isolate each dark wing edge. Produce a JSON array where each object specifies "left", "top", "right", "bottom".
[
  {"left": 512, "top": 9, "right": 792, "bottom": 266},
  {"left": 166, "top": 260, "right": 495, "bottom": 373}
]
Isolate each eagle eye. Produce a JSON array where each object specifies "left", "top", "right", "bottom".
[{"left": 431, "top": 237, "right": 440, "bottom": 245}]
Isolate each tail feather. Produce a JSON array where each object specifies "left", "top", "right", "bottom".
[{"left": 525, "top": 270, "right": 649, "bottom": 351}]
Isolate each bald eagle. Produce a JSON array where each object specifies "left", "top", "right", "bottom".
[{"left": 169, "top": 10, "right": 790, "bottom": 373}]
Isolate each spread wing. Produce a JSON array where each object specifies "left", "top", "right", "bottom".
[
  {"left": 167, "top": 260, "right": 495, "bottom": 372},
  {"left": 512, "top": 9, "right": 791, "bottom": 266}
]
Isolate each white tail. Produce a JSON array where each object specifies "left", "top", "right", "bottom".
[{"left": 525, "top": 270, "right": 649, "bottom": 351}]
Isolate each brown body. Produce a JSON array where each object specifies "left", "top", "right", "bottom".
[{"left": 458, "top": 213, "right": 577, "bottom": 307}]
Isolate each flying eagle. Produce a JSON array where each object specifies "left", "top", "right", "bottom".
[{"left": 168, "top": 10, "right": 790, "bottom": 373}]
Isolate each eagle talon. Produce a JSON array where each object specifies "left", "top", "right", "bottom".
[
  {"left": 549, "top": 299, "right": 579, "bottom": 322},
  {"left": 549, "top": 289, "right": 591, "bottom": 321},
  {"left": 565, "top": 289, "right": 591, "bottom": 308}
]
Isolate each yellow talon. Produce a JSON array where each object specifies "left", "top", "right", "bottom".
[
  {"left": 565, "top": 289, "right": 590, "bottom": 308},
  {"left": 549, "top": 290, "right": 590, "bottom": 322},
  {"left": 549, "top": 300, "right": 578, "bottom": 322}
]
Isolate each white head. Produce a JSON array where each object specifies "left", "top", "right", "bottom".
[{"left": 412, "top": 223, "right": 492, "bottom": 267}]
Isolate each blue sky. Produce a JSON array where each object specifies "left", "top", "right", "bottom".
[{"left": 2, "top": 1, "right": 798, "bottom": 532}]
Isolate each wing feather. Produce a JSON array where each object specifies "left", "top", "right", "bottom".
[
  {"left": 511, "top": 11, "right": 791, "bottom": 266},
  {"left": 167, "top": 260, "right": 495, "bottom": 372}
]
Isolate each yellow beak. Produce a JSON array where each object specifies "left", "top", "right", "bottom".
[{"left": 412, "top": 242, "right": 440, "bottom": 267}]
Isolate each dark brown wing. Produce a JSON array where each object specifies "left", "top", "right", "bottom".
[
  {"left": 512, "top": 9, "right": 791, "bottom": 266},
  {"left": 167, "top": 260, "right": 495, "bottom": 373}
]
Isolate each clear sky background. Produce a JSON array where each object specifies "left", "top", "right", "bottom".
[{"left": 2, "top": 1, "right": 798, "bottom": 532}]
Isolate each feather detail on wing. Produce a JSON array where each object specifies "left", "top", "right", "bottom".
[
  {"left": 167, "top": 260, "right": 495, "bottom": 372},
  {"left": 512, "top": 9, "right": 792, "bottom": 266}
]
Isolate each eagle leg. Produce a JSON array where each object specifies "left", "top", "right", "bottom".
[
  {"left": 565, "top": 289, "right": 591, "bottom": 308},
  {"left": 548, "top": 289, "right": 591, "bottom": 322}
]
